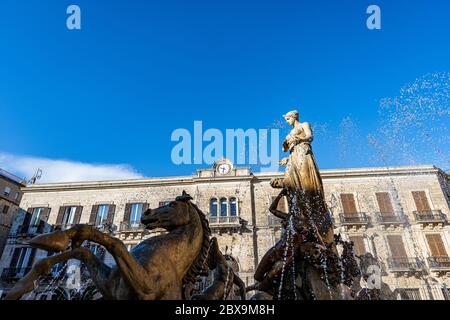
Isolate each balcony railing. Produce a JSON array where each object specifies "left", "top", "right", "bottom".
[
  {"left": 208, "top": 216, "right": 240, "bottom": 226},
  {"left": 267, "top": 215, "right": 283, "bottom": 227},
  {"left": 54, "top": 223, "right": 75, "bottom": 231},
  {"left": 428, "top": 256, "right": 450, "bottom": 270},
  {"left": 375, "top": 213, "right": 407, "bottom": 225},
  {"left": 1, "top": 267, "right": 32, "bottom": 281},
  {"left": 387, "top": 257, "right": 423, "bottom": 272},
  {"left": 339, "top": 213, "right": 370, "bottom": 226},
  {"left": 413, "top": 210, "right": 447, "bottom": 223},
  {"left": 119, "top": 222, "right": 146, "bottom": 232}
]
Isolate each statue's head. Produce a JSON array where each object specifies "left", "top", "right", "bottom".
[
  {"left": 141, "top": 191, "right": 194, "bottom": 231},
  {"left": 283, "top": 110, "right": 299, "bottom": 125}
]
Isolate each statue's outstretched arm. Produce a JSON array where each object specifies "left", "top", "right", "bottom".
[{"left": 269, "top": 189, "right": 289, "bottom": 220}]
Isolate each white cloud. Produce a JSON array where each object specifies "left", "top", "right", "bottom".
[{"left": 0, "top": 153, "right": 144, "bottom": 183}]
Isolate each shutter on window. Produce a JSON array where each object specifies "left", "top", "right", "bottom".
[
  {"left": 74, "top": 206, "right": 83, "bottom": 224},
  {"left": 376, "top": 192, "right": 394, "bottom": 215},
  {"left": 341, "top": 194, "right": 357, "bottom": 216},
  {"left": 56, "top": 207, "right": 65, "bottom": 225},
  {"left": 27, "top": 248, "right": 37, "bottom": 267},
  {"left": 41, "top": 207, "right": 50, "bottom": 222},
  {"left": 10, "top": 248, "right": 21, "bottom": 268},
  {"left": 89, "top": 205, "right": 99, "bottom": 225},
  {"left": 412, "top": 191, "right": 431, "bottom": 213},
  {"left": 142, "top": 202, "right": 149, "bottom": 213},
  {"left": 349, "top": 236, "right": 366, "bottom": 256},
  {"left": 426, "top": 234, "right": 447, "bottom": 257},
  {"left": 107, "top": 205, "right": 116, "bottom": 224},
  {"left": 20, "top": 209, "right": 33, "bottom": 233},
  {"left": 123, "top": 203, "right": 132, "bottom": 223},
  {"left": 37, "top": 207, "right": 51, "bottom": 233},
  {"left": 387, "top": 235, "right": 408, "bottom": 258}
]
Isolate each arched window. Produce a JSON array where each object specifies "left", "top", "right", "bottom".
[
  {"left": 220, "top": 198, "right": 228, "bottom": 216},
  {"left": 230, "top": 198, "right": 237, "bottom": 216},
  {"left": 210, "top": 198, "right": 218, "bottom": 217}
]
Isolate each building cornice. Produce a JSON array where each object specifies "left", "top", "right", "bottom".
[{"left": 21, "top": 165, "right": 440, "bottom": 193}]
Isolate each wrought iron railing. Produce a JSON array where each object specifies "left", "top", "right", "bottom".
[
  {"left": 375, "top": 213, "right": 406, "bottom": 224},
  {"left": 413, "top": 210, "right": 447, "bottom": 223},
  {"left": 339, "top": 213, "right": 370, "bottom": 225},
  {"left": 208, "top": 216, "right": 240, "bottom": 225},
  {"left": 267, "top": 215, "right": 283, "bottom": 227},
  {"left": 1, "top": 267, "right": 32, "bottom": 280},
  {"left": 54, "top": 223, "right": 75, "bottom": 231},
  {"left": 387, "top": 257, "right": 423, "bottom": 271},
  {"left": 119, "top": 222, "right": 146, "bottom": 232},
  {"left": 428, "top": 256, "right": 450, "bottom": 269}
]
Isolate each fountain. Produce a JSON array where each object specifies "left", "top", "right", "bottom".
[
  {"left": 4, "top": 110, "right": 395, "bottom": 301},
  {"left": 246, "top": 110, "right": 392, "bottom": 300}
]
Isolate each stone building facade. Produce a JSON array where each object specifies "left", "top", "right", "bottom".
[
  {"left": 1, "top": 163, "right": 449, "bottom": 300},
  {"left": 0, "top": 169, "right": 26, "bottom": 260}
]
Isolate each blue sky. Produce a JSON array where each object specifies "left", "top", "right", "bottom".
[{"left": 0, "top": 0, "right": 449, "bottom": 182}]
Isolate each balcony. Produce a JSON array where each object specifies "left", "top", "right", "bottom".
[
  {"left": 428, "top": 256, "right": 450, "bottom": 270},
  {"left": 375, "top": 213, "right": 407, "bottom": 225},
  {"left": 209, "top": 216, "right": 240, "bottom": 226},
  {"left": 1, "top": 267, "right": 31, "bottom": 281},
  {"left": 208, "top": 216, "right": 241, "bottom": 233},
  {"left": 387, "top": 257, "right": 423, "bottom": 272},
  {"left": 267, "top": 215, "right": 283, "bottom": 227},
  {"left": 54, "top": 223, "right": 75, "bottom": 231},
  {"left": 339, "top": 213, "right": 370, "bottom": 227},
  {"left": 119, "top": 222, "right": 146, "bottom": 233},
  {"left": 413, "top": 210, "right": 447, "bottom": 224}
]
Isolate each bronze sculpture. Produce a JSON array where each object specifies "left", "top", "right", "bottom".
[
  {"left": 5, "top": 191, "right": 245, "bottom": 300},
  {"left": 5, "top": 110, "right": 382, "bottom": 300},
  {"left": 248, "top": 110, "right": 357, "bottom": 300}
]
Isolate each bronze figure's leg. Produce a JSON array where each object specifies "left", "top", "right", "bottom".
[
  {"left": 29, "top": 225, "right": 158, "bottom": 298},
  {"left": 5, "top": 247, "right": 111, "bottom": 300}
]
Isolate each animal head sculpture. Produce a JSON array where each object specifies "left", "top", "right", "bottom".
[{"left": 141, "top": 190, "right": 195, "bottom": 231}]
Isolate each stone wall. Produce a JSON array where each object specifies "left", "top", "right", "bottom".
[{"left": 1, "top": 165, "right": 449, "bottom": 300}]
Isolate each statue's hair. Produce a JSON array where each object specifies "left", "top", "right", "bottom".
[
  {"left": 182, "top": 201, "right": 211, "bottom": 298},
  {"left": 283, "top": 110, "right": 299, "bottom": 119}
]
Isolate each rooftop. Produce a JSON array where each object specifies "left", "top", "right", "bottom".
[
  {"left": 21, "top": 164, "right": 442, "bottom": 192},
  {"left": 0, "top": 168, "right": 27, "bottom": 186}
]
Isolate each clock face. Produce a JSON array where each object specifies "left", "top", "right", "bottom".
[{"left": 217, "top": 163, "right": 231, "bottom": 175}]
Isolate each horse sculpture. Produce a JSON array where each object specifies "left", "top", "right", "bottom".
[{"left": 6, "top": 191, "right": 244, "bottom": 300}]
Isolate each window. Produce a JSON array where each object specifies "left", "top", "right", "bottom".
[
  {"left": 10, "top": 247, "right": 36, "bottom": 271},
  {"left": 340, "top": 194, "right": 358, "bottom": 216},
  {"left": 14, "top": 192, "right": 20, "bottom": 201},
  {"left": 230, "top": 198, "right": 237, "bottom": 216},
  {"left": 130, "top": 203, "right": 143, "bottom": 225},
  {"left": 426, "top": 234, "right": 448, "bottom": 257},
  {"left": 62, "top": 206, "right": 77, "bottom": 225},
  {"left": 4, "top": 186, "right": 11, "bottom": 197},
  {"left": 96, "top": 205, "right": 109, "bottom": 226},
  {"left": 349, "top": 236, "right": 367, "bottom": 256},
  {"left": 30, "top": 208, "right": 44, "bottom": 227},
  {"left": 376, "top": 192, "right": 394, "bottom": 215},
  {"left": 2, "top": 205, "right": 9, "bottom": 214},
  {"left": 210, "top": 198, "right": 218, "bottom": 217},
  {"left": 397, "top": 288, "right": 421, "bottom": 300},
  {"left": 220, "top": 198, "right": 228, "bottom": 216},
  {"left": 442, "top": 285, "right": 450, "bottom": 300},
  {"left": 387, "top": 235, "right": 408, "bottom": 258},
  {"left": 412, "top": 191, "right": 431, "bottom": 214}
]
